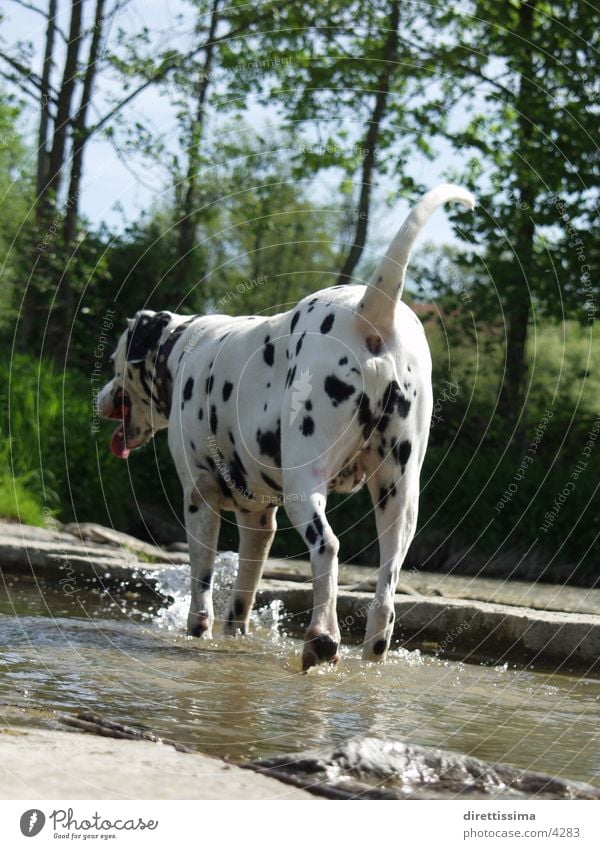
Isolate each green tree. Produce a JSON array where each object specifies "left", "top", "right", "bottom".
[
  {"left": 218, "top": 0, "right": 437, "bottom": 283},
  {"left": 431, "top": 0, "right": 599, "bottom": 431}
]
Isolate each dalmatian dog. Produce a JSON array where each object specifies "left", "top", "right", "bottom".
[{"left": 98, "top": 184, "right": 474, "bottom": 670}]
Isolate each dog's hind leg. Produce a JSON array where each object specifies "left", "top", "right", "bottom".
[
  {"left": 185, "top": 480, "right": 221, "bottom": 638},
  {"left": 223, "top": 506, "right": 278, "bottom": 636},
  {"left": 362, "top": 460, "right": 420, "bottom": 661},
  {"left": 282, "top": 476, "right": 340, "bottom": 671}
]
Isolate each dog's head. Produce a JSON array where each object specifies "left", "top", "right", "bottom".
[{"left": 98, "top": 310, "right": 174, "bottom": 459}]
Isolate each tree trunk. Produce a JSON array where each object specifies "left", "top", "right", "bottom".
[
  {"left": 36, "top": 0, "right": 58, "bottom": 198},
  {"left": 21, "top": 0, "right": 58, "bottom": 349},
  {"left": 497, "top": 0, "right": 537, "bottom": 432},
  {"left": 173, "top": 0, "right": 221, "bottom": 302},
  {"left": 51, "top": 0, "right": 107, "bottom": 361},
  {"left": 337, "top": 0, "right": 400, "bottom": 285},
  {"left": 21, "top": 0, "right": 84, "bottom": 355},
  {"left": 64, "top": 0, "right": 106, "bottom": 246},
  {"left": 44, "top": 0, "right": 84, "bottom": 209}
]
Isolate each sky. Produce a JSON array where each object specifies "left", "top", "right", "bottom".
[{"left": 1, "top": 0, "right": 466, "bottom": 248}]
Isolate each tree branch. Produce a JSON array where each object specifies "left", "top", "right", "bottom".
[
  {"left": 85, "top": 5, "right": 290, "bottom": 139},
  {"left": 0, "top": 49, "right": 52, "bottom": 95},
  {"left": 7, "top": 0, "right": 68, "bottom": 42}
]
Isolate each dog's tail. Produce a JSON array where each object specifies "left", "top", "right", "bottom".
[{"left": 357, "top": 183, "right": 475, "bottom": 337}]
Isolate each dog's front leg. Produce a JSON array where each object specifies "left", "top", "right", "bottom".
[
  {"left": 223, "top": 506, "right": 278, "bottom": 636},
  {"left": 185, "top": 484, "right": 221, "bottom": 638}
]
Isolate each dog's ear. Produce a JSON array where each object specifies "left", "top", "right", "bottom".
[{"left": 126, "top": 311, "right": 171, "bottom": 363}]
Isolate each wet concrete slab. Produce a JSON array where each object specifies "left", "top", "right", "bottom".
[{"left": 0, "top": 726, "right": 313, "bottom": 800}]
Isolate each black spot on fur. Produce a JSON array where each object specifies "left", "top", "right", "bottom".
[
  {"left": 261, "top": 471, "right": 282, "bottom": 492},
  {"left": 183, "top": 377, "right": 194, "bottom": 402},
  {"left": 391, "top": 438, "right": 412, "bottom": 472},
  {"left": 290, "top": 311, "right": 300, "bottom": 333},
  {"left": 126, "top": 311, "right": 171, "bottom": 363},
  {"left": 190, "top": 440, "right": 196, "bottom": 452},
  {"left": 263, "top": 335, "right": 275, "bottom": 366},
  {"left": 205, "top": 456, "right": 232, "bottom": 500},
  {"left": 198, "top": 407, "right": 203, "bottom": 420},
  {"left": 228, "top": 450, "right": 248, "bottom": 492},
  {"left": 305, "top": 399, "right": 312, "bottom": 411},
  {"left": 256, "top": 421, "right": 281, "bottom": 466},
  {"left": 295, "top": 331, "right": 306, "bottom": 356},
  {"left": 382, "top": 380, "right": 411, "bottom": 418},
  {"left": 210, "top": 405, "right": 218, "bottom": 434},
  {"left": 200, "top": 572, "right": 212, "bottom": 590},
  {"left": 205, "top": 374, "right": 214, "bottom": 394},
  {"left": 338, "top": 356, "right": 348, "bottom": 366},
  {"left": 305, "top": 523, "right": 317, "bottom": 545},
  {"left": 320, "top": 313, "right": 335, "bottom": 334},
  {"left": 373, "top": 639, "right": 387, "bottom": 656},
  {"left": 229, "top": 430, "right": 235, "bottom": 445},
  {"left": 285, "top": 364, "right": 297, "bottom": 388},
  {"left": 378, "top": 484, "right": 396, "bottom": 511},
  {"left": 222, "top": 381, "right": 234, "bottom": 401},
  {"left": 356, "top": 393, "right": 375, "bottom": 440},
  {"left": 188, "top": 504, "right": 199, "bottom": 513},
  {"left": 325, "top": 374, "right": 356, "bottom": 406},
  {"left": 376, "top": 415, "right": 390, "bottom": 433},
  {"left": 301, "top": 416, "right": 314, "bottom": 436}
]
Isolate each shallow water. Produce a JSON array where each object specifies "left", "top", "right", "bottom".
[{"left": 0, "top": 555, "right": 599, "bottom": 788}]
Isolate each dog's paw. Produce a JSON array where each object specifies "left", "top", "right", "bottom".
[
  {"left": 302, "top": 628, "right": 340, "bottom": 672},
  {"left": 362, "top": 635, "right": 390, "bottom": 662},
  {"left": 187, "top": 611, "right": 213, "bottom": 639}
]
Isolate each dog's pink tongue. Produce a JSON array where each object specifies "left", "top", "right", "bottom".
[{"left": 110, "top": 424, "right": 130, "bottom": 459}]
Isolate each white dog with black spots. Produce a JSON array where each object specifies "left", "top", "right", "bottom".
[{"left": 98, "top": 184, "right": 475, "bottom": 670}]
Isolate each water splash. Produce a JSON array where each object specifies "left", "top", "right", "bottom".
[
  {"left": 252, "top": 598, "right": 285, "bottom": 639},
  {"left": 152, "top": 551, "right": 239, "bottom": 632},
  {"left": 151, "top": 552, "right": 285, "bottom": 640}
]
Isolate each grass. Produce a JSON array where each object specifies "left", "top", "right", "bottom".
[{"left": 0, "top": 474, "right": 47, "bottom": 526}]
